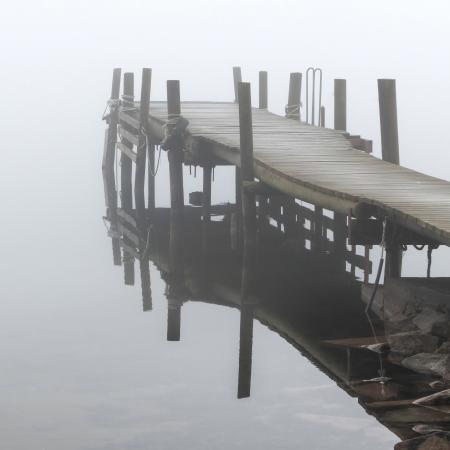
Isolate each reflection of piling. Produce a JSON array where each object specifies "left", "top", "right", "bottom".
[
  {"left": 202, "top": 165, "right": 212, "bottom": 255},
  {"left": 333, "top": 79, "right": 348, "bottom": 271},
  {"left": 135, "top": 68, "right": 151, "bottom": 220},
  {"left": 283, "top": 73, "right": 302, "bottom": 237},
  {"left": 238, "top": 302, "right": 254, "bottom": 398},
  {"left": 167, "top": 297, "right": 181, "bottom": 341},
  {"left": 103, "top": 68, "right": 121, "bottom": 266},
  {"left": 237, "top": 82, "right": 257, "bottom": 398},
  {"left": 378, "top": 79, "right": 402, "bottom": 278},
  {"left": 121, "top": 72, "right": 135, "bottom": 285},
  {"left": 140, "top": 258, "right": 152, "bottom": 311}
]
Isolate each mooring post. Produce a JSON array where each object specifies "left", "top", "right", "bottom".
[
  {"left": 121, "top": 72, "right": 135, "bottom": 285},
  {"left": 320, "top": 106, "right": 326, "bottom": 127},
  {"left": 102, "top": 68, "right": 121, "bottom": 266},
  {"left": 202, "top": 165, "right": 212, "bottom": 255},
  {"left": 258, "top": 71, "right": 268, "bottom": 110},
  {"left": 233, "top": 66, "right": 242, "bottom": 103},
  {"left": 334, "top": 79, "right": 347, "bottom": 131},
  {"left": 332, "top": 79, "right": 348, "bottom": 272},
  {"left": 286, "top": 72, "right": 302, "bottom": 120},
  {"left": 378, "top": 79, "right": 402, "bottom": 277},
  {"left": 166, "top": 79, "right": 185, "bottom": 341}
]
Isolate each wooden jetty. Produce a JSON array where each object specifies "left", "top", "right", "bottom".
[{"left": 103, "top": 67, "right": 449, "bottom": 282}]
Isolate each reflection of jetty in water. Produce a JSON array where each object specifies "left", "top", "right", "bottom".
[{"left": 101, "top": 70, "right": 450, "bottom": 449}]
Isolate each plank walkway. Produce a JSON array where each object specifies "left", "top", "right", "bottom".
[{"left": 144, "top": 101, "right": 450, "bottom": 246}]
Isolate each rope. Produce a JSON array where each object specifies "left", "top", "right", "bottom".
[
  {"left": 102, "top": 98, "right": 120, "bottom": 121},
  {"left": 365, "top": 217, "right": 387, "bottom": 314},
  {"left": 285, "top": 104, "right": 301, "bottom": 117}
]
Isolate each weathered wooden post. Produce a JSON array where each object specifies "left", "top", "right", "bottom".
[
  {"left": 102, "top": 68, "right": 121, "bottom": 266},
  {"left": 282, "top": 73, "right": 302, "bottom": 237},
  {"left": 165, "top": 79, "right": 185, "bottom": 341},
  {"left": 258, "top": 71, "right": 268, "bottom": 109},
  {"left": 237, "top": 82, "right": 256, "bottom": 398},
  {"left": 286, "top": 72, "right": 302, "bottom": 120},
  {"left": 334, "top": 79, "right": 347, "bottom": 131},
  {"left": 320, "top": 106, "right": 326, "bottom": 127},
  {"left": 378, "top": 79, "right": 402, "bottom": 277},
  {"left": 333, "top": 79, "right": 348, "bottom": 272},
  {"left": 233, "top": 66, "right": 242, "bottom": 103},
  {"left": 121, "top": 72, "right": 135, "bottom": 285}
]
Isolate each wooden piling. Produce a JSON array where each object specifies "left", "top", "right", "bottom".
[
  {"left": 233, "top": 66, "right": 242, "bottom": 103},
  {"left": 282, "top": 73, "right": 302, "bottom": 236},
  {"left": 320, "top": 106, "right": 326, "bottom": 127},
  {"left": 236, "top": 82, "right": 257, "bottom": 397},
  {"left": 121, "top": 72, "right": 135, "bottom": 285},
  {"left": 333, "top": 79, "right": 348, "bottom": 270},
  {"left": 286, "top": 72, "right": 302, "bottom": 120},
  {"left": 102, "top": 68, "right": 121, "bottom": 266},
  {"left": 378, "top": 79, "right": 400, "bottom": 165},
  {"left": 334, "top": 79, "right": 347, "bottom": 131},
  {"left": 167, "top": 80, "right": 184, "bottom": 278},
  {"left": 258, "top": 71, "right": 268, "bottom": 109},
  {"left": 378, "top": 79, "right": 402, "bottom": 277}
]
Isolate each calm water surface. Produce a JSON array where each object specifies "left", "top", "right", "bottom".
[{"left": 3, "top": 81, "right": 450, "bottom": 450}]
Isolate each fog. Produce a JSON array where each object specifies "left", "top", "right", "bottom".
[{"left": 1, "top": 1, "right": 450, "bottom": 449}]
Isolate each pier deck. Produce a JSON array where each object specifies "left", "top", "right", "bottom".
[{"left": 143, "top": 101, "right": 450, "bottom": 247}]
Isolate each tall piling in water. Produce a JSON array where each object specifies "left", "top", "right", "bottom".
[
  {"left": 378, "top": 79, "right": 402, "bottom": 278},
  {"left": 166, "top": 79, "right": 185, "bottom": 341},
  {"left": 237, "top": 82, "right": 256, "bottom": 398}
]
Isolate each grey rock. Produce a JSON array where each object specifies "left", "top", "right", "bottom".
[
  {"left": 395, "top": 432, "right": 450, "bottom": 450},
  {"left": 436, "top": 342, "right": 450, "bottom": 354},
  {"left": 388, "top": 332, "right": 439, "bottom": 356},
  {"left": 413, "top": 307, "right": 450, "bottom": 338},
  {"left": 402, "top": 353, "right": 450, "bottom": 378}
]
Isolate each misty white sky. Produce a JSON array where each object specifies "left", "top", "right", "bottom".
[{"left": 2, "top": 0, "right": 450, "bottom": 176}]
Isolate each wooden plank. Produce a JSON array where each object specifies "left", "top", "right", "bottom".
[
  {"left": 116, "top": 141, "right": 137, "bottom": 161},
  {"left": 322, "top": 336, "right": 386, "bottom": 349},
  {"left": 118, "top": 124, "right": 140, "bottom": 147}
]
